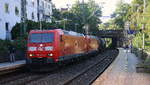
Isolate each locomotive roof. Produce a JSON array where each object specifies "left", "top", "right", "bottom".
[
  {"left": 30, "top": 29, "right": 62, "bottom": 32},
  {"left": 62, "top": 30, "right": 84, "bottom": 37},
  {"left": 29, "top": 29, "right": 85, "bottom": 37},
  {"left": 29, "top": 29, "right": 99, "bottom": 39},
  {"left": 30, "top": 29, "right": 83, "bottom": 34}
]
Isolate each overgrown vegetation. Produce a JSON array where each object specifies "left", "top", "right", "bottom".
[
  {"left": 104, "top": 0, "right": 150, "bottom": 69},
  {"left": 0, "top": 38, "right": 26, "bottom": 62},
  {"left": 100, "top": 0, "right": 150, "bottom": 52},
  {"left": 0, "top": 40, "right": 11, "bottom": 56},
  {"left": 52, "top": 0, "right": 102, "bottom": 34}
]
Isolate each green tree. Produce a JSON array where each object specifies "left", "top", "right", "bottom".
[
  {"left": 111, "top": 3, "right": 131, "bottom": 29},
  {"left": 11, "top": 20, "right": 57, "bottom": 39},
  {"left": 70, "top": 0, "right": 102, "bottom": 34},
  {"left": 51, "top": 4, "right": 62, "bottom": 22},
  {"left": 110, "top": 0, "right": 150, "bottom": 51}
]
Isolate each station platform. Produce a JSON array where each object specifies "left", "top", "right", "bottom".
[
  {"left": 0, "top": 60, "right": 25, "bottom": 72},
  {"left": 92, "top": 48, "right": 150, "bottom": 85}
]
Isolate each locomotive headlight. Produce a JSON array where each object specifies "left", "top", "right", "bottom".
[
  {"left": 28, "top": 47, "right": 37, "bottom": 51},
  {"left": 29, "top": 54, "right": 34, "bottom": 57},
  {"left": 29, "top": 54, "right": 32, "bottom": 57},
  {"left": 48, "top": 53, "right": 53, "bottom": 56},
  {"left": 45, "top": 46, "right": 53, "bottom": 51}
]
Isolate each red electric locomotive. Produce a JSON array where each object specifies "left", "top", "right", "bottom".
[{"left": 26, "top": 29, "right": 102, "bottom": 70}]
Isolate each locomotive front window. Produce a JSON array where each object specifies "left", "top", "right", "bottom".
[
  {"left": 42, "top": 33, "right": 54, "bottom": 43},
  {"left": 29, "top": 33, "right": 54, "bottom": 43}
]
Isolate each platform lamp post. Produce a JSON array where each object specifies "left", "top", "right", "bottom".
[
  {"left": 75, "top": 23, "right": 78, "bottom": 32},
  {"left": 141, "top": 0, "right": 146, "bottom": 57},
  {"left": 81, "top": 0, "right": 86, "bottom": 34},
  {"left": 142, "top": 0, "right": 146, "bottom": 50},
  {"left": 63, "top": 19, "right": 68, "bottom": 30},
  {"left": 79, "top": 0, "right": 89, "bottom": 34},
  {"left": 131, "top": 4, "right": 140, "bottom": 52}
]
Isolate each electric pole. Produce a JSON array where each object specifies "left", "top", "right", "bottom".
[
  {"left": 37, "top": 0, "right": 44, "bottom": 30},
  {"left": 142, "top": 0, "right": 146, "bottom": 49},
  {"left": 81, "top": 0, "right": 88, "bottom": 34},
  {"left": 21, "top": 0, "right": 27, "bottom": 35}
]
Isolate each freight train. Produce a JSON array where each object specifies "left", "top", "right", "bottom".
[{"left": 26, "top": 29, "right": 105, "bottom": 70}]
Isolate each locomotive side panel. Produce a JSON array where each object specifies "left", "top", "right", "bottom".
[
  {"left": 60, "top": 35, "right": 75, "bottom": 56},
  {"left": 59, "top": 34, "right": 88, "bottom": 61},
  {"left": 85, "top": 37, "right": 100, "bottom": 55},
  {"left": 89, "top": 38, "right": 99, "bottom": 51},
  {"left": 77, "top": 36, "right": 88, "bottom": 53}
]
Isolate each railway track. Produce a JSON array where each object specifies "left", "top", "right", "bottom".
[
  {"left": 60, "top": 50, "right": 118, "bottom": 85},
  {"left": 0, "top": 72, "right": 52, "bottom": 85},
  {"left": 0, "top": 49, "right": 119, "bottom": 85},
  {"left": 0, "top": 66, "right": 55, "bottom": 85}
]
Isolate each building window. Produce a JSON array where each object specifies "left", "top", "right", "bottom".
[
  {"left": 5, "top": 22, "right": 11, "bottom": 40},
  {"left": 46, "top": 3, "right": 47, "bottom": 8},
  {"left": 32, "top": 12, "right": 34, "bottom": 19},
  {"left": 5, "top": 3, "right": 9, "bottom": 13},
  {"left": 48, "top": 5, "right": 50, "bottom": 9},
  {"left": 32, "top": 0, "right": 34, "bottom": 7},
  {"left": 26, "top": 1, "right": 28, "bottom": 5},
  {"left": 26, "top": 13, "right": 28, "bottom": 18},
  {"left": 42, "top": 1, "right": 44, "bottom": 8},
  {"left": 5, "top": 22, "right": 9, "bottom": 31},
  {"left": 15, "top": 6, "right": 19, "bottom": 16},
  {"left": 37, "top": 13, "right": 40, "bottom": 21}
]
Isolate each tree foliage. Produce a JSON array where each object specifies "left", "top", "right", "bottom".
[
  {"left": 111, "top": 3, "right": 131, "bottom": 29},
  {"left": 70, "top": 0, "right": 102, "bottom": 34},
  {"left": 109, "top": 0, "right": 150, "bottom": 51},
  {"left": 51, "top": 4, "right": 62, "bottom": 21},
  {"left": 50, "top": 0, "right": 102, "bottom": 34},
  {"left": 11, "top": 20, "right": 58, "bottom": 39}
]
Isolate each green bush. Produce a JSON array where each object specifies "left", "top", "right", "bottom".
[
  {"left": 0, "top": 39, "right": 27, "bottom": 62},
  {"left": 0, "top": 37, "right": 27, "bottom": 56},
  {"left": 144, "top": 57, "right": 150, "bottom": 67},
  {"left": 13, "top": 36, "right": 27, "bottom": 51},
  {"left": 132, "top": 48, "right": 147, "bottom": 60},
  {"left": 0, "top": 40, "right": 11, "bottom": 56}
]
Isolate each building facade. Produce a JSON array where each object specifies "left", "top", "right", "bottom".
[
  {"left": 0, "top": 0, "right": 21, "bottom": 40},
  {"left": 38, "top": 0, "right": 52, "bottom": 22},
  {"left": 0, "top": 0, "right": 52, "bottom": 40},
  {"left": 26, "top": 0, "right": 38, "bottom": 22}
]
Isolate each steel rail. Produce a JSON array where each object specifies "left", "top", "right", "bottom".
[{"left": 60, "top": 50, "right": 118, "bottom": 85}]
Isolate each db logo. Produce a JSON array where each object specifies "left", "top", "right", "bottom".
[{"left": 38, "top": 47, "right": 43, "bottom": 51}]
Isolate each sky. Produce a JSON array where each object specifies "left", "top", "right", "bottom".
[{"left": 52, "top": 0, "right": 133, "bottom": 22}]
